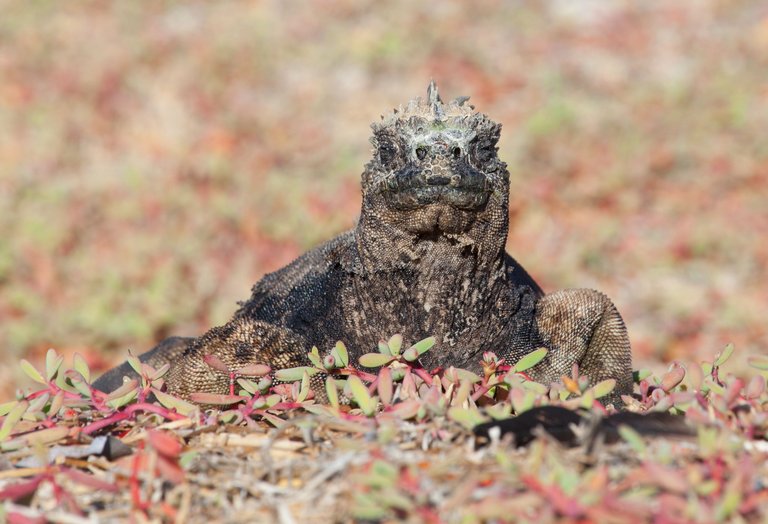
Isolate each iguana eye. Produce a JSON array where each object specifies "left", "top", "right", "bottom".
[
  {"left": 472, "top": 138, "right": 496, "bottom": 164},
  {"left": 379, "top": 142, "right": 398, "bottom": 167}
]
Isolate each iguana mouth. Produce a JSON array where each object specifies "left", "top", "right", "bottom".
[
  {"left": 384, "top": 185, "right": 490, "bottom": 210},
  {"left": 380, "top": 164, "right": 490, "bottom": 210}
]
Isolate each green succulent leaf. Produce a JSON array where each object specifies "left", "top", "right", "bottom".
[
  {"left": 106, "top": 388, "right": 138, "bottom": 409},
  {"left": 388, "top": 399, "right": 421, "bottom": 419},
  {"left": 260, "top": 412, "right": 286, "bottom": 428},
  {"left": 202, "top": 354, "right": 229, "bottom": 373},
  {"left": 591, "top": 378, "right": 617, "bottom": 399},
  {"left": 618, "top": 424, "right": 646, "bottom": 453},
  {"left": 747, "top": 355, "right": 768, "bottom": 370},
  {"left": 307, "top": 347, "right": 322, "bottom": 368},
  {"left": 70, "top": 374, "right": 93, "bottom": 398},
  {"left": 378, "top": 367, "right": 394, "bottom": 407},
  {"left": 296, "top": 370, "right": 311, "bottom": 403},
  {"left": 235, "top": 364, "right": 271, "bottom": 377},
  {"left": 521, "top": 380, "right": 548, "bottom": 395},
  {"left": 49, "top": 391, "right": 64, "bottom": 416},
  {"left": 485, "top": 402, "right": 512, "bottom": 420},
  {"left": 448, "top": 406, "right": 486, "bottom": 429},
  {"left": 510, "top": 388, "right": 535, "bottom": 414},
  {"left": 236, "top": 378, "right": 259, "bottom": 395},
  {"left": 0, "top": 401, "right": 19, "bottom": 417},
  {"left": 348, "top": 375, "right": 376, "bottom": 416},
  {"left": 377, "top": 340, "right": 392, "bottom": 356},
  {"left": 402, "top": 347, "right": 419, "bottom": 362},
  {"left": 151, "top": 363, "right": 171, "bottom": 381},
  {"left": 0, "top": 400, "right": 28, "bottom": 441},
  {"left": 28, "top": 393, "right": 50, "bottom": 415},
  {"left": 446, "top": 367, "right": 482, "bottom": 384},
  {"left": 73, "top": 353, "right": 91, "bottom": 383},
  {"left": 105, "top": 379, "right": 139, "bottom": 401},
  {"left": 20, "top": 359, "right": 46, "bottom": 385},
  {"left": 217, "top": 410, "right": 242, "bottom": 424},
  {"left": 25, "top": 426, "right": 70, "bottom": 447},
  {"left": 453, "top": 379, "right": 473, "bottom": 406},
  {"left": 512, "top": 348, "right": 548, "bottom": 373},
  {"left": 633, "top": 369, "right": 652, "bottom": 383},
  {"left": 45, "top": 349, "right": 64, "bottom": 382},
  {"left": 332, "top": 341, "right": 349, "bottom": 368},
  {"left": 408, "top": 336, "right": 435, "bottom": 357},
  {"left": 127, "top": 353, "right": 143, "bottom": 375},
  {"left": 579, "top": 388, "right": 595, "bottom": 409},
  {"left": 352, "top": 492, "right": 388, "bottom": 520},
  {"left": 152, "top": 389, "right": 199, "bottom": 416},
  {"left": 188, "top": 393, "right": 245, "bottom": 406},
  {"left": 387, "top": 334, "right": 403, "bottom": 355},
  {"left": 274, "top": 366, "right": 319, "bottom": 382},
  {"left": 714, "top": 343, "right": 734, "bottom": 367},
  {"left": 660, "top": 366, "right": 685, "bottom": 392},
  {"left": 326, "top": 377, "right": 340, "bottom": 409},
  {"left": 359, "top": 353, "right": 395, "bottom": 368}
]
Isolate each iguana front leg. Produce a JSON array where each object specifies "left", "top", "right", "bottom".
[
  {"left": 530, "top": 289, "right": 633, "bottom": 407},
  {"left": 163, "top": 318, "right": 309, "bottom": 400},
  {"left": 92, "top": 319, "right": 309, "bottom": 401}
]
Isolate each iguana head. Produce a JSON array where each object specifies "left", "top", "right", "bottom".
[{"left": 362, "top": 82, "right": 509, "bottom": 240}]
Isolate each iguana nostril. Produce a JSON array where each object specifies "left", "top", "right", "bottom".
[
  {"left": 416, "top": 146, "right": 428, "bottom": 161},
  {"left": 452, "top": 146, "right": 461, "bottom": 159}
]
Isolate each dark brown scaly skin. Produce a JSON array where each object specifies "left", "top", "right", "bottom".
[{"left": 94, "top": 83, "right": 633, "bottom": 406}]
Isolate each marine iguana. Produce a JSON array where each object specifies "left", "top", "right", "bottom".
[{"left": 94, "top": 82, "right": 633, "bottom": 406}]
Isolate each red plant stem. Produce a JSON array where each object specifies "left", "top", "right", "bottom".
[
  {"left": 82, "top": 411, "right": 130, "bottom": 435},
  {"left": 471, "top": 382, "right": 494, "bottom": 402},
  {"left": 127, "top": 402, "right": 187, "bottom": 419},
  {"left": 412, "top": 367, "right": 434, "bottom": 384},
  {"left": 130, "top": 443, "right": 149, "bottom": 512},
  {"left": 82, "top": 403, "right": 188, "bottom": 434},
  {"left": 340, "top": 368, "right": 378, "bottom": 382},
  {"left": 53, "top": 479, "right": 84, "bottom": 516},
  {"left": 695, "top": 392, "right": 708, "bottom": 409},
  {"left": 25, "top": 388, "right": 82, "bottom": 402},
  {"left": 368, "top": 376, "right": 379, "bottom": 395}
]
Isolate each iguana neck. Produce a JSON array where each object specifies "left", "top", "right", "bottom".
[
  {"left": 346, "top": 214, "right": 527, "bottom": 369},
  {"left": 354, "top": 208, "right": 509, "bottom": 275}
]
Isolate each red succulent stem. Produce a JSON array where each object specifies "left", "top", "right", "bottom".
[
  {"left": 338, "top": 367, "right": 378, "bottom": 382},
  {"left": 368, "top": 376, "right": 379, "bottom": 395},
  {"left": 412, "top": 367, "right": 434, "bottom": 384},
  {"left": 130, "top": 442, "right": 149, "bottom": 512},
  {"left": 82, "top": 402, "right": 188, "bottom": 435},
  {"left": 470, "top": 384, "right": 494, "bottom": 402}
]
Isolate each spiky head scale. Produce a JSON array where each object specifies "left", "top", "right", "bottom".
[{"left": 370, "top": 81, "right": 501, "bottom": 153}]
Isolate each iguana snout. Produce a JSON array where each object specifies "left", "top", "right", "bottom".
[{"left": 382, "top": 137, "right": 491, "bottom": 211}]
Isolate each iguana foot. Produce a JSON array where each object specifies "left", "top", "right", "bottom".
[
  {"left": 532, "top": 288, "right": 633, "bottom": 407},
  {"left": 164, "top": 318, "right": 308, "bottom": 400}
]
